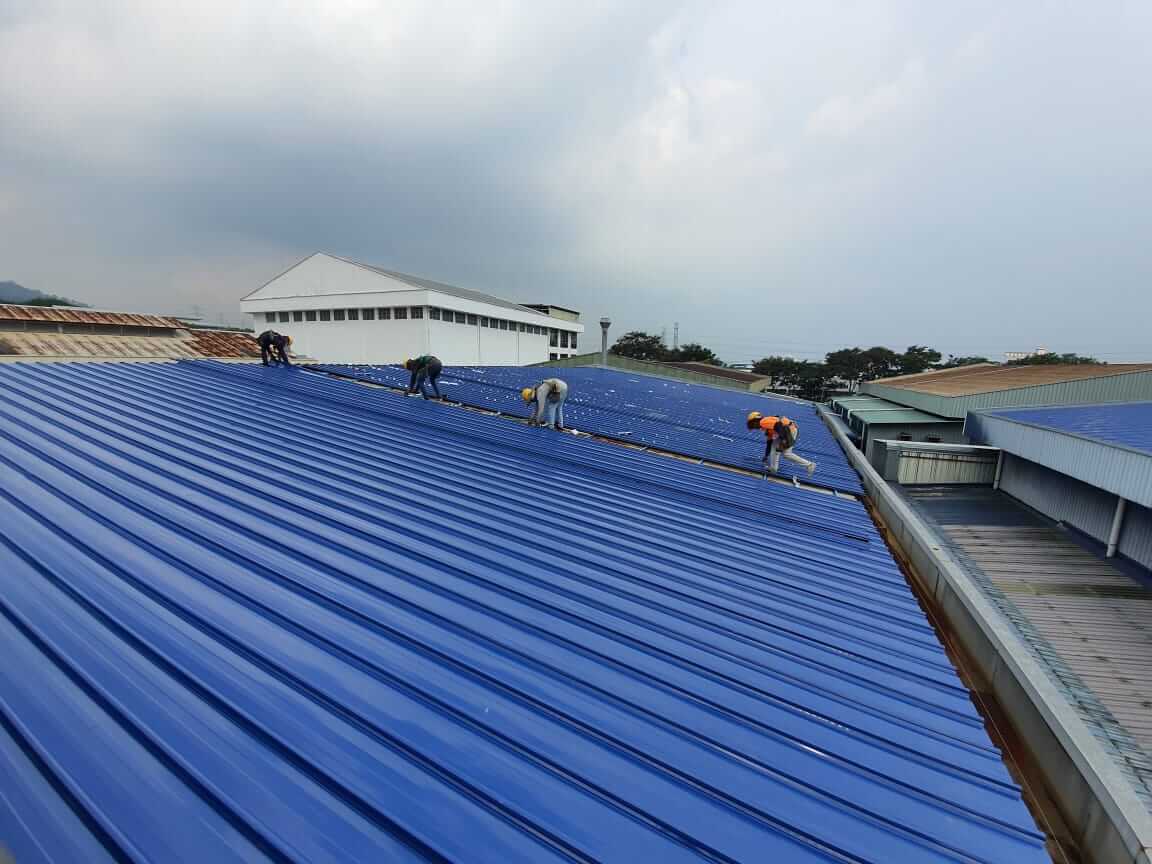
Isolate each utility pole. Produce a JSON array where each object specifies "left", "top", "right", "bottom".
[{"left": 673, "top": 322, "right": 679, "bottom": 350}]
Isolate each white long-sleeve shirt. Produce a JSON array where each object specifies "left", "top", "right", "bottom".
[{"left": 529, "top": 378, "right": 568, "bottom": 422}]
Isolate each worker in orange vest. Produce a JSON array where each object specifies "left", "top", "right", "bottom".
[{"left": 747, "top": 412, "right": 817, "bottom": 478}]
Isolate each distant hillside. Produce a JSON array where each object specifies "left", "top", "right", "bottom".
[{"left": 0, "top": 281, "right": 85, "bottom": 307}]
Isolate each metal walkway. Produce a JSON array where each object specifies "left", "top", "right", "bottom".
[{"left": 902, "top": 485, "right": 1152, "bottom": 809}]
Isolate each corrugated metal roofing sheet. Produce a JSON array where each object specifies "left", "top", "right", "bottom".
[
  {"left": 870, "top": 363, "right": 1152, "bottom": 396},
  {"left": 988, "top": 402, "right": 1152, "bottom": 457},
  {"left": 0, "top": 360, "right": 1047, "bottom": 862},
  {"left": 0, "top": 304, "right": 184, "bottom": 328},
  {"left": 310, "top": 364, "right": 864, "bottom": 495},
  {"left": 0, "top": 330, "right": 259, "bottom": 360}
]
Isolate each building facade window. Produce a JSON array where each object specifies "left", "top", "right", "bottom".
[
  {"left": 499, "top": 320, "right": 509, "bottom": 330},
  {"left": 319, "top": 310, "right": 332, "bottom": 321},
  {"left": 560, "top": 331, "right": 569, "bottom": 348},
  {"left": 467, "top": 314, "right": 478, "bottom": 325},
  {"left": 394, "top": 307, "right": 408, "bottom": 319},
  {"left": 292, "top": 311, "right": 303, "bottom": 322},
  {"left": 264, "top": 312, "right": 277, "bottom": 323},
  {"left": 481, "top": 317, "right": 489, "bottom": 327},
  {"left": 410, "top": 307, "right": 424, "bottom": 319},
  {"left": 429, "top": 308, "right": 441, "bottom": 320},
  {"left": 571, "top": 333, "right": 577, "bottom": 349},
  {"left": 347, "top": 309, "right": 359, "bottom": 320},
  {"left": 549, "top": 329, "right": 558, "bottom": 347},
  {"left": 277, "top": 311, "right": 289, "bottom": 323},
  {"left": 305, "top": 310, "right": 317, "bottom": 321},
  {"left": 333, "top": 309, "right": 346, "bottom": 321},
  {"left": 454, "top": 312, "right": 467, "bottom": 324},
  {"left": 362, "top": 308, "right": 375, "bottom": 320},
  {"left": 378, "top": 308, "right": 391, "bottom": 319},
  {"left": 550, "top": 353, "right": 558, "bottom": 360}
]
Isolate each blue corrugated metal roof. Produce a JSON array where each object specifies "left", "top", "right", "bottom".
[
  {"left": 0, "top": 360, "right": 1047, "bottom": 862},
  {"left": 309, "top": 364, "right": 863, "bottom": 495},
  {"left": 988, "top": 402, "right": 1152, "bottom": 457}
]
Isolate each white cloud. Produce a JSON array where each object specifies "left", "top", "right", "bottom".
[{"left": 806, "top": 58, "right": 930, "bottom": 136}]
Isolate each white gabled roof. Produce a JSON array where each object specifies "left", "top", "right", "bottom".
[{"left": 245, "top": 252, "right": 552, "bottom": 318}]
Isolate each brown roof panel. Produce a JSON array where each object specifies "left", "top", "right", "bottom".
[
  {"left": 0, "top": 304, "right": 185, "bottom": 328},
  {"left": 874, "top": 363, "right": 1152, "bottom": 396},
  {"left": 660, "top": 362, "right": 770, "bottom": 384}
]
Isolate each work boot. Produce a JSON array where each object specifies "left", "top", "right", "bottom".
[{"left": 807, "top": 462, "right": 817, "bottom": 478}]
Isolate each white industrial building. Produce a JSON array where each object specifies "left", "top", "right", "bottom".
[{"left": 240, "top": 252, "right": 584, "bottom": 365}]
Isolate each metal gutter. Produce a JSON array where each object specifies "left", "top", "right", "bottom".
[{"left": 819, "top": 405, "right": 1152, "bottom": 864}]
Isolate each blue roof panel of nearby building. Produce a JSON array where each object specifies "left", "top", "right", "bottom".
[
  {"left": 989, "top": 402, "right": 1152, "bottom": 457},
  {"left": 309, "top": 364, "right": 864, "bottom": 495},
  {"left": 0, "top": 361, "right": 1047, "bottom": 863}
]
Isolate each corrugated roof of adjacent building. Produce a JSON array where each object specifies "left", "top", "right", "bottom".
[
  {"left": 986, "top": 402, "right": 1152, "bottom": 457},
  {"left": 0, "top": 304, "right": 185, "bottom": 328},
  {"left": 872, "top": 363, "right": 1152, "bottom": 397},
  {"left": 311, "top": 364, "right": 863, "bottom": 494},
  {"left": 0, "top": 330, "right": 259, "bottom": 360},
  {"left": 659, "top": 363, "right": 770, "bottom": 384},
  {"left": 0, "top": 360, "right": 1047, "bottom": 863},
  {"left": 847, "top": 408, "right": 954, "bottom": 425},
  {"left": 967, "top": 403, "right": 1152, "bottom": 508},
  {"left": 863, "top": 364, "right": 1152, "bottom": 419}
]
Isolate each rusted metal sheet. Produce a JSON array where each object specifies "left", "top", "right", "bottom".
[{"left": 0, "top": 304, "right": 185, "bottom": 328}]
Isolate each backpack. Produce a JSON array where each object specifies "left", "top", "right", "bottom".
[{"left": 778, "top": 420, "right": 798, "bottom": 448}]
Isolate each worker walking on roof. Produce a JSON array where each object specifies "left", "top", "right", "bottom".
[
  {"left": 747, "top": 412, "right": 817, "bottom": 478},
  {"left": 257, "top": 330, "right": 292, "bottom": 366},
  {"left": 405, "top": 355, "right": 444, "bottom": 399},
  {"left": 522, "top": 378, "right": 569, "bottom": 430}
]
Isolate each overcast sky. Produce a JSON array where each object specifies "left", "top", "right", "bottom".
[{"left": 3, "top": 1, "right": 1150, "bottom": 362}]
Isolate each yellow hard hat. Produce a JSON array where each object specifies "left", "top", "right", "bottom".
[
  {"left": 746, "top": 411, "right": 763, "bottom": 430},
  {"left": 284, "top": 335, "right": 293, "bottom": 346},
  {"left": 521, "top": 387, "right": 535, "bottom": 402}
]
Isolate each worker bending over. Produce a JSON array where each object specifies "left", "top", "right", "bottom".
[
  {"left": 257, "top": 330, "right": 292, "bottom": 366},
  {"left": 747, "top": 412, "right": 817, "bottom": 478},
  {"left": 405, "top": 355, "right": 444, "bottom": 399},
  {"left": 522, "top": 378, "right": 569, "bottom": 430}
]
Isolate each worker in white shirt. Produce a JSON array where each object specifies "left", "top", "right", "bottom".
[{"left": 522, "top": 378, "right": 569, "bottom": 430}]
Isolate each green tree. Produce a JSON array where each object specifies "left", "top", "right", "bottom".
[
  {"left": 898, "top": 345, "right": 942, "bottom": 375},
  {"left": 860, "top": 346, "right": 902, "bottom": 380},
  {"left": 668, "top": 343, "right": 721, "bottom": 364},
  {"left": 752, "top": 355, "right": 801, "bottom": 381},
  {"left": 1009, "top": 352, "right": 1101, "bottom": 366},
  {"left": 824, "top": 347, "right": 866, "bottom": 382},
  {"left": 610, "top": 331, "right": 668, "bottom": 361},
  {"left": 795, "top": 361, "right": 832, "bottom": 400},
  {"left": 940, "top": 355, "right": 992, "bottom": 368}
]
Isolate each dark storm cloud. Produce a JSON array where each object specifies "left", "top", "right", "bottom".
[{"left": 2, "top": 1, "right": 1151, "bottom": 359}]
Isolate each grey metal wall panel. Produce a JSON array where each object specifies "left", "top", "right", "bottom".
[
  {"left": 863, "top": 423, "right": 966, "bottom": 463},
  {"left": 896, "top": 452, "right": 998, "bottom": 485},
  {"left": 969, "top": 413, "right": 1152, "bottom": 509},
  {"left": 1118, "top": 501, "right": 1152, "bottom": 570},
  {"left": 999, "top": 454, "right": 1117, "bottom": 540}
]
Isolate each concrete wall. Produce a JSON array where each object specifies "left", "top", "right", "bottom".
[{"left": 1000, "top": 454, "right": 1152, "bottom": 571}]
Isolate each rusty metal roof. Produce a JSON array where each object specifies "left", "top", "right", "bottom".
[
  {"left": 0, "top": 330, "right": 258, "bottom": 360},
  {"left": 0, "top": 304, "right": 186, "bottom": 328},
  {"left": 871, "top": 363, "right": 1152, "bottom": 397}
]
